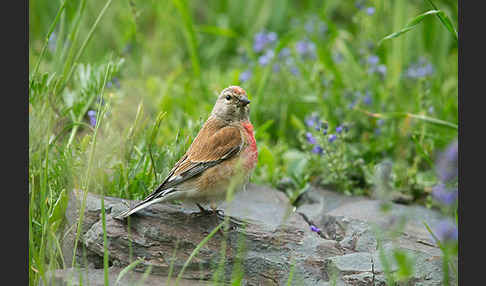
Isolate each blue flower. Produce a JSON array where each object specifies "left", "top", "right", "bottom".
[
  {"left": 363, "top": 91, "right": 373, "bottom": 105},
  {"left": 310, "top": 225, "right": 321, "bottom": 233},
  {"left": 258, "top": 49, "right": 275, "bottom": 66},
  {"left": 436, "top": 140, "right": 458, "bottom": 183},
  {"left": 406, "top": 58, "right": 435, "bottom": 79},
  {"left": 433, "top": 219, "right": 458, "bottom": 243},
  {"left": 290, "top": 66, "right": 300, "bottom": 76},
  {"left": 272, "top": 63, "right": 281, "bottom": 73},
  {"left": 305, "top": 115, "right": 319, "bottom": 128},
  {"left": 295, "top": 41, "right": 317, "bottom": 59},
  {"left": 253, "top": 31, "right": 278, "bottom": 53},
  {"left": 312, "top": 145, "right": 324, "bottom": 155},
  {"left": 328, "top": 134, "right": 337, "bottom": 143},
  {"left": 305, "top": 132, "right": 317, "bottom": 144},
  {"left": 367, "top": 55, "right": 379, "bottom": 66},
  {"left": 253, "top": 32, "right": 268, "bottom": 53},
  {"left": 239, "top": 70, "right": 252, "bottom": 83},
  {"left": 377, "top": 65, "right": 387, "bottom": 76},
  {"left": 335, "top": 126, "right": 344, "bottom": 134},
  {"left": 366, "top": 7, "right": 376, "bottom": 15},
  {"left": 267, "top": 32, "right": 278, "bottom": 43},
  {"left": 87, "top": 110, "right": 97, "bottom": 127},
  {"left": 432, "top": 184, "right": 458, "bottom": 206}
]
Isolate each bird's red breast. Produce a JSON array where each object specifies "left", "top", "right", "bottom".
[{"left": 241, "top": 120, "right": 258, "bottom": 170}]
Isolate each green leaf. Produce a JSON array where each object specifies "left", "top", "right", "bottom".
[
  {"left": 379, "top": 10, "right": 441, "bottom": 45},
  {"left": 195, "top": 25, "right": 239, "bottom": 38},
  {"left": 425, "top": 0, "right": 458, "bottom": 42},
  {"left": 259, "top": 145, "right": 276, "bottom": 179},
  {"left": 290, "top": 114, "right": 306, "bottom": 131},
  {"left": 393, "top": 249, "right": 414, "bottom": 281}
]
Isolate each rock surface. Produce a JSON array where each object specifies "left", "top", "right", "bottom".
[{"left": 57, "top": 184, "right": 451, "bottom": 285}]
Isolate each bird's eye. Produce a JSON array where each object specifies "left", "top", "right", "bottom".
[{"left": 225, "top": 95, "right": 232, "bottom": 101}]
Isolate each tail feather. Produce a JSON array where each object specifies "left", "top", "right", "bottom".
[{"left": 114, "top": 188, "right": 177, "bottom": 219}]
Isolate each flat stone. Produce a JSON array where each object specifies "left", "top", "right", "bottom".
[
  {"left": 325, "top": 252, "right": 373, "bottom": 274},
  {"left": 40, "top": 267, "right": 208, "bottom": 286},
  {"left": 62, "top": 184, "right": 343, "bottom": 286}
]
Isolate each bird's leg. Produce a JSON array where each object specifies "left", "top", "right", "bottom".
[{"left": 192, "top": 203, "right": 215, "bottom": 217}]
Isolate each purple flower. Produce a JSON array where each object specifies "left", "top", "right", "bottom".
[
  {"left": 367, "top": 55, "right": 379, "bottom": 66},
  {"left": 87, "top": 110, "right": 97, "bottom": 127},
  {"left": 377, "top": 65, "right": 387, "bottom": 76},
  {"left": 406, "top": 58, "right": 435, "bottom": 79},
  {"left": 310, "top": 225, "right": 321, "bottom": 233},
  {"left": 432, "top": 184, "right": 458, "bottom": 206},
  {"left": 336, "top": 126, "right": 343, "bottom": 134},
  {"left": 433, "top": 219, "right": 458, "bottom": 243},
  {"left": 267, "top": 32, "right": 278, "bottom": 43},
  {"left": 312, "top": 145, "right": 324, "bottom": 155},
  {"left": 366, "top": 7, "right": 376, "bottom": 15},
  {"left": 290, "top": 66, "right": 300, "bottom": 76},
  {"left": 363, "top": 91, "right": 373, "bottom": 105},
  {"left": 435, "top": 140, "right": 458, "bottom": 183},
  {"left": 258, "top": 49, "right": 275, "bottom": 66},
  {"left": 328, "top": 134, "right": 337, "bottom": 143},
  {"left": 322, "top": 129, "right": 327, "bottom": 135},
  {"left": 295, "top": 41, "right": 317, "bottom": 59},
  {"left": 253, "top": 32, "right": 268, "bottom": 52},
  {"left": 305, "top": 132, "right": 317, "bottom": 144},
  {"left": 253, "top": 32, "right": 278, "bottom": 53},
  {"left": 305, "top": 114, "right": 319, "bottom": 129},
  {"left": 239, "top": 70, "right": 252, "bottom": 83},
  {"left": 377, "top": 119, "right": 385, "bottom": 126}
]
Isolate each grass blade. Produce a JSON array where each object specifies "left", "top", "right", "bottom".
[
  {"left": 379, "top": 10, "right": 441, "bottom": 45},
  {"left": 174, "top": 221, "right": 224, "bottom": 286},
  {"left": 425, "top": 0, "right": 458, "bottom": 42},
  {"left": 115, "top": 259, "right": 144, "bottom": 285},
  {"left": 171, "top": 0, "right": 201, "bottom": 79},
  {"left": 31, "top": 0, "right": 67, "bottom": 78},
  {"left": 56, "top": 0, "right": 114, "bottom": 96}
]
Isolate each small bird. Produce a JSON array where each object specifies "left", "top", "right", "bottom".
[{"left": 115, "top": 86, "right": 258, "bottom": 219}]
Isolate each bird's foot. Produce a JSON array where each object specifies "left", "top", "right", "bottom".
[{"left": 191, "top": 203, "right": 218, "bottom": 217}]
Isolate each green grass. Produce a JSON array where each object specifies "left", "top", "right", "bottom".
[{"left": 29, "top": 0, "right": 458, "bottom": 285}]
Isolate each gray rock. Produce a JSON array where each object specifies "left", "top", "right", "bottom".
[
  {"left": 40, "top": 267, "right": 208, "bottom": 286},
  {"left": 61, "top": 184, "right": 343, "bottom": 285},
  {"left": 325, "top": 252, "right": 374, "bottom": 274},
  {"left": 58, "top": 185, "right": 452, "bottom": 286}
]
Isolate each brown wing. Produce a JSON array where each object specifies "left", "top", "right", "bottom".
[{"left": 145, "top": 121, "right": 243, "bottom": 199}]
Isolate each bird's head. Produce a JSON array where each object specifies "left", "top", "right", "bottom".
[{"left": 211, "top": 86, "right": 251, "bottom": 123}]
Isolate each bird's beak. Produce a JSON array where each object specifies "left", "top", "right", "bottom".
[{"left": 239, "top": 96, "right": 251, "bottom": 106}]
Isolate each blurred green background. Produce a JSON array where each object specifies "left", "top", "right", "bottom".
[{"left": 29, "top": 0, "right": 457, "bottom": 284}]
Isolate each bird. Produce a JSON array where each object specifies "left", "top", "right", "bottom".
[{"left": 114, "top": 85, "right": 258, "bottom": 219}]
